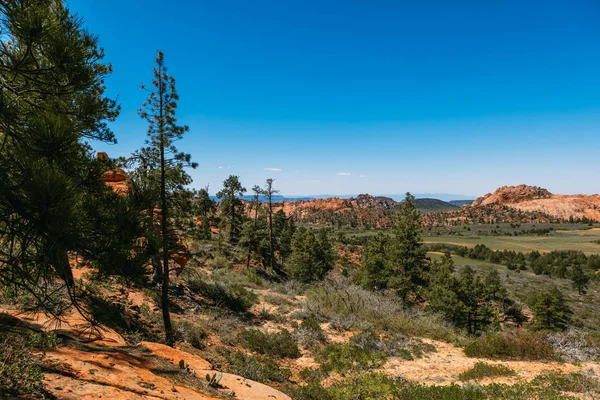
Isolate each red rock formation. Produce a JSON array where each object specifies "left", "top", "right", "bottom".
[
  {"left": 472, "top": 185, "right": 600, "bottom": 222},
  {"left": 97, "top": 152, "right": 190, "bottom": 271},
  {"left": 97, "top": 152, "right": 129, "bottom": 194},
  {"left": 472, "top": 185, "right": 552, "bottom": 206},
  {"left": 424, "top": 185, "right": 600, "bottom": 226}
]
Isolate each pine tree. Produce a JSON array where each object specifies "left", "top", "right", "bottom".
[
  {"left": 286, "top": 227, "right": 334, "bottom": 282},
  {"left": 389, "top": 193, "right": 428, "bottom": 302},
  {"left": 244, "top": 185, "right": 262, "bottom": 268},
  {"left": 456, "top": 266, "right": 494, "bottom": 335},
  {"left": 136, "top": 51, "right": 196, "bottom": 346},
  {"left": 570, "top": 264, "right": 590, "bottom": 295},
  {"left": 530, "top": 286, "right": 572, "bottom": 331},
  {"left": 360, "top": 193, "right": 428, "bottom": 302},
  {"left": 216, "top": 175, "right": 246, "bottom": 243},
  {"left": 483, "top": 269, "right": 506, "bottom": 301},
  {"left": 428, "top": 253, "right": 464, "bottom": 327},
  {"left": 360, "top": 233, "right": 392, "bottom": 290},
  {"left": 191, "top": 187, "right": 215, "bottom": 240},
  {"left": 0, "top": 0, "right": 124, "bottom": 319},
  {"left": 261, "top": 179, "right": 280, "bottom": 273},
  {"left": 194, "top": 187, "right": 216, "bottom": 218},
  {"left": 273, "top": 210, "right": 295, "bottom": 266}
]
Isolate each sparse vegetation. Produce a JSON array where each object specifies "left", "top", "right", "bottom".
[
  {"left": 305, "top": 278, "right": 455, "bottom": 341},
  {"left": 0, "top": 328, "right": 59, "bottom": 397},
  {"left": 218, "top": 348, "right": 292, "bottom": 383},
  {"left": 464, "top": 331, "right": 557, "bottom": 361}
]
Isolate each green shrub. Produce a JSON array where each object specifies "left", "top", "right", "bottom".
[
  {"left": 531, "top": 371, "right": 600, "bottom": 394},
  {"left": 190, "top": 279, "right": 258, "bottom": 313},
  {"left": 239, "top": 329, "right": 300, "bottom": 359},
  {"left": 458, "top": 362, "right": 516, "bottom": 381},
  {"left": 464, "top": 331, "right": 557, "bottom": 361},
  {"left": 328, "top": 372, "right": 402, "bottom": 399},
  {"left": 290, "top": 380, "right": 333, "bottom": 400},
  {"left": 296, "top": 318, "right": 327, "bottom": 349},
  {"left": 174, "top": 321, "right": 207, "bottom": 349},
  {"left": 218, "top": 348, "right": 291, "bottom": 383},
  {"left": 291, "top": 370, "right": 575, "bottom": 400},
  {"left": 0, "top": 329, "right": 59, "bottom": 396},
  {"left": 318, "top": 342, "right": 387, "bottom": 376}
]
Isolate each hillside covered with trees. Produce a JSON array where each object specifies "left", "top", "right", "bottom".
[{"left": 1, "top": 2, "right": 600, "bottom": 400}]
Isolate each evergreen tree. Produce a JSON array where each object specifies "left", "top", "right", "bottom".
[
  {"left": 530, "top": 286, "right": 572, "bottom": 331},
  {"left": 570, "top": 264, "right": 590, "bottom": 295},
  {"left": 0, "top": 0, "right": 126, "bottom": 319},
  {"left": 428, "top": 253, "right": 464, "bottom": 327},
  {"left": 194, "top": 187, "right": 216, "bottom": 217},
  {"left": 261, "top": 179, "right": 280, "bottom": 273},
  {"left": 216, "top": 175, "right": 246, "bottom": 243},
  {"left": 135, "top": 51, "right": 196, "bottom": 346},
  {"left": 243, "top": 185, "right": 262, "bottom": 268},
  {"left": 273, "top": 210, "right": 295, "bottom": 266},
  {"left": 359, "top": 233, "right": 391, "bottom": 290},
  {"left": 286, "top": 227, "right": 334, "bottom": 282},
  {"left": 428, "top": 256, "right": 499, "bottom": 335},
  {"left": 389, "top": 193, "right": 428, "bottom": 302},
  {"left": 191, "top": 187, "right": 214, "bottom": 240},
  {"left": 360, "top": 193, "right": 428, "bottom": 303},
  {"left": 456, "top": 266, "right": 494, "bottom": 335},
  {"left": 483, "top": 269, "right": 506, "bottom": 301}
]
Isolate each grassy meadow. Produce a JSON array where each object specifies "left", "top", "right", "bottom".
[{"left": 424, "top": 228, "right": 600, "bottom": 255}]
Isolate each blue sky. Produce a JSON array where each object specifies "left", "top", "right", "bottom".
[{"left": 69, "top": 0, "right": 600, "bottom": 197}]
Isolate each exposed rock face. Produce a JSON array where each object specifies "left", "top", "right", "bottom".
[
  {"left": 472, "top": 185, "right": 553, "bottom": 206},
  {"left": 472, "top": 185, "right": 600, "bottom": 222},
  {"left": 2, "top": 308, "right": 291, "bottom": 400},
  {"left": 243, "top": 186, "right": 600, "bottom": 227},
  {"left": 97, "top": 151, "right": 129, "bottom": 194},
  {"left": 424, "top": 185, "right": 600, "bottom": 226}
]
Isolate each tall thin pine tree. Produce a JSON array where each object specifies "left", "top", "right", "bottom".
[{"left": 138, "top": 51, "right": 196, "bottom": 346}]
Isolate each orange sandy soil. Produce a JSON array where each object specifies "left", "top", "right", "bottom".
[{"left": 382, "top": 339, "right": 600, "bottom": 386}]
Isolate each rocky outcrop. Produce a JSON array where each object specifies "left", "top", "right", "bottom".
[
  {"left": 472, "top": 185, "right": 553, "bottom": 207},
  {"left": 472, "top": 185, "right": 600, "bottom": 222},
  {"left": 424, "top": 185, "right": 600, "bottom": 226},
  {"left": 264, "top": 194, "right": 399, "bottom": 228},
  {"left": 97, "top": 152, "right": 129, "bottom": 194},
  {"left": 97, "top": 152, "right": 190, "bottom": 270},
  {"left": 2, "top": 308, "right": 291, "bottom": 400}
]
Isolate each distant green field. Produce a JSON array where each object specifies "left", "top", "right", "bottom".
[{"left": 425, "top": 228, "right": 600, "bottom": 255}]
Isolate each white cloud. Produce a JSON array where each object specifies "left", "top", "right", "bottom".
[
  {"left": 218, "top": 166, "right": 223, "bottom": 169},
  {"left": 336, "top": 172, "right": 351, "bottom": 176},
  {"left": 264, "top": 167, "right": 282, "bottom": 172},
  {"left": 359, "top": 174, "right": 368, "bottom": 178}
]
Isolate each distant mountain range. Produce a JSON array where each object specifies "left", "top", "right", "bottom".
[
  {"left": 210, "top": 193, "right": 475, "bottom": 203},
  {"left": 223, "top": 185, "right": 600, "bottom": 228}
]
